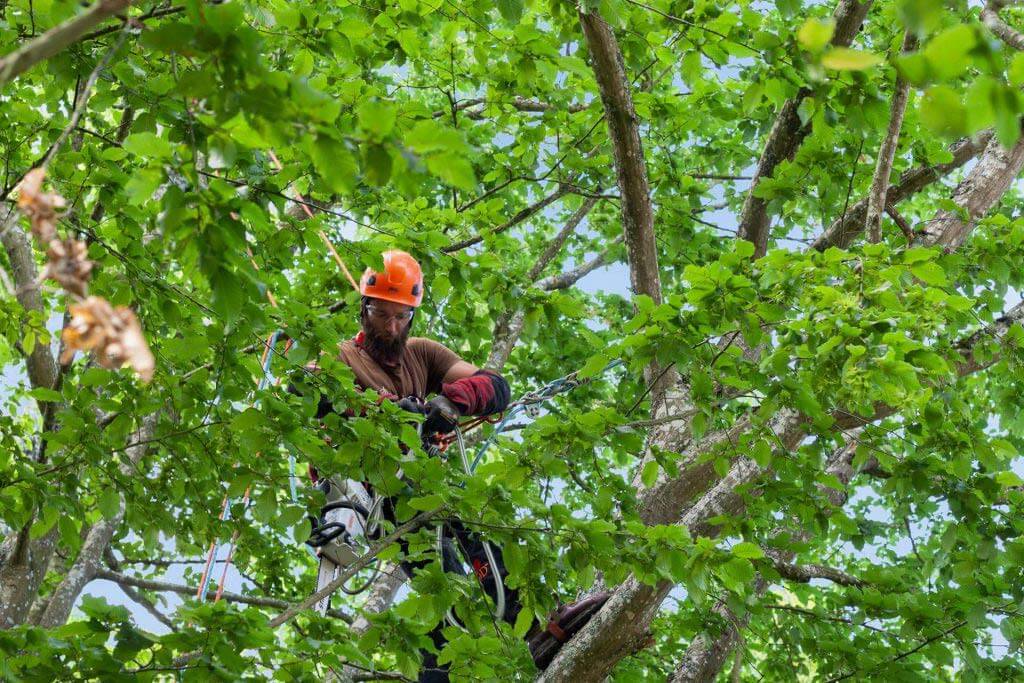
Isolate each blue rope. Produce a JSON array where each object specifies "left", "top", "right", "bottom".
[{"left": 197, "top": 331, "right": 284, "bottom": 601}]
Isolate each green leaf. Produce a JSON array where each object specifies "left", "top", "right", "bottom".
[
  {"left": 578, "top": 352, "right": 611, "bottom": 379},
  {"left": 1010, "top": 53, "right": 1024, "bottom": 87},
  {"left": 797, "top": 18, "right": 834, "bottom": 52},
  {"left": 513, "top": 601, "right": 533, "bottom": 637},
  {"left": 98, "top": 489, "right": 121, "bottom": 520},
  {"left": 21, "top": 330, "right": 35, "bottom": 355},
  {"left": 751, "top": 440, "right": 772, "bottom": 467},
  {"left": 910, "top": 261, "right": 948, "bottom": 287},
  {"left": 58, "top": 516, "right": 81, "bottom": 554},
  {"left": 357, "top": 100, "right": 397, "bottom": 138},
  {"left": 311, "top": 135, "right": 357, "bottom": 194},
  {"left": 995, "top": 471, "right": 1024, "bottom": 488},
  {"left": 641, "top": 460, "right": 659, "bottom": 488},
  {"left": 923, "top": 24, "right": 976, "bottom": 82},
  {"left": 426, "top": 152, "right": 477, "bottom": 191},
  {"left": 28, "top": 387, "right": 62, "bottom": 402},
  {"left": 821, "top": 48, "right": 883, "bottom": 70},
  {"left": 920, "top": 86, "right": 967, "bottom": 136},
  {"left": 364, "top": 144, "right": 393, "bottom": 186},
  {"left": 497, "top": 0, "right": 524, "bottom": 24},
  {"left": 903, "top": 247, "right": 937, "bottom": 264},
  {"left": 123, "top": 132, "right": 174, "bottom": 159},
  {"left": 719, "top": 557, "right": 754, "bottom": 592},
  {"left": 408, "top": 494, "right": 443, "bottom": 511},
  {"left": 731, "top": 541, "right": 765, "bottom": 559}
]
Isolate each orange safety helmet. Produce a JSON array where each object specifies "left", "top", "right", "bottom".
[{"left": 359, "top": 250, "right": 424, "bottom": 307}]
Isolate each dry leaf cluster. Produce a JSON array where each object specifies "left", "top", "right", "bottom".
[
  {"left": 61, "top": 297, "right": 154, "bottom": 381},
  {"left": 16, "top": 168, "right": 155, "bottom": 382}
]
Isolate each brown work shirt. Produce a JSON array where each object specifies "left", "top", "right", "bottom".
[{"left": 337, "top": 334, "right": 462, "bottom": 400}]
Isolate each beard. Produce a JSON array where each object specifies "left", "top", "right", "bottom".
[{"left": 361, "top": 313, "right": 411, "bottom": 366}]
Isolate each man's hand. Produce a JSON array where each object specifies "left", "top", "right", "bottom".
[
  {"left": 396, "top": 396, "right": 460, "bottom": 437},
  {"left": 397, "top": 396, "right": 426, "bottom": 415},
  {"left": 422, "top": 395, "right": 460, "bottom": 437}
]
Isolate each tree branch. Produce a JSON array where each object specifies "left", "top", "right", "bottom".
[
  {"left": 769, "top": 558, "right": 867, "bottom": 587},
  {"left": 93, "top": 568, "right": 352, "bottom": 621},
  {"left": 981, "top": 0, "right": 1024, "bottom": 51},
  {"left": 442, "top": 183, "right": 572, "bottom": 253},
  {"left": 36, "top": 412, "right": 159, "bottom": 627},
  {"left": 865, "top": 32, "right": 917, "bottom": 243},
  {"left": 737, "top": 0, "right": 874, "bottom": 256},
  {"left": 0, "top": 205, "right": 58, "bottom": 395},
  {"left": 536, "top": 234, "right": 624, "bottom": 291},
  {"left": 432, "top": 96, "right": 591, "bottom": 119},
  {"left": 103, "top": 548, "right": 176, "bottom": 630},
  {"left": 0, "top": 0, "right": 132, "bottom": 86},
  {"left": 916, "top": 132, "right": 1024, "bottom": 250},
  {"left": 812, "top": 131, "right": 994, "bottom": 250},
  {"left": 578, "top": 5, "right": 673, "bottom": 428}
]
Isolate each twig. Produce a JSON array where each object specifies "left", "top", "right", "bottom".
[
  {"left": 94, "top": 568, "right": 352, "bottom": 622},
  {"left": 443, "top": 183, "right": 572, "bottom": 253},
  {"left": 0, "top": 0, "right": 132, "bottom": 86},
  {"left": 82, "top": 4, "right": 184, "bottom": 41},
  {"left": 42, "top": 28, "right": 130, "bottom": 170},
  {"left": 885, "top": 203, "right": 915, "bottom": 241}
]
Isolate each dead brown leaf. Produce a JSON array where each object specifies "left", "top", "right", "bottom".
[
  {"left": 16, "top": 168, "right": 66, "bottom": 244},
  {"left": 61, "top": 296, "right": 155, "bottom": 382},
  {"left": 39, "top": 238, "right": 93, "bottom": 297}
]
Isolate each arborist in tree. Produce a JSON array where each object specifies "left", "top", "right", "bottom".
[{"left": 304, "top": 250, "right": 609, "bottom": 681}]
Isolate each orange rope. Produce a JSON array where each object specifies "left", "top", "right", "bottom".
[
  {"left": 266, "top": 149, "right": 360, "bottom": 293},
  {"left": 197, "top": 148, "right": 359, "bottom": 601}
]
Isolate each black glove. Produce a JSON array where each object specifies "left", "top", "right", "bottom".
[
  {"left": 397, "top": 396, "right": 427, "bottom": 415},
  {"left": 422, "top": 395, "right": 461, "bottom": 438}
]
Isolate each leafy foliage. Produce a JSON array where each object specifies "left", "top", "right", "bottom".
[{"left": 1, "top": 0, "right": 1023, "bottom": 680}]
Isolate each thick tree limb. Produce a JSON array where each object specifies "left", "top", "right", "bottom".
[
  {"left": 865, "top": 32, "right": 918, "bottom": 243},
  {"left": 917, "top": 133, "right": 1024, "bottom": 250},
  {"left": 812, "top": 131, "right": 994, "bottom": 250},
  {"left": 36, "top": 413, "right": 159, "bottom": 628},
  {"left": 578, "top": 10, "right": 661, "bottom": 307},
  {"left": 0, "top": 205, "right": 61, "bottom": 629},
  {"left": 738, "top": 0, "right": 874, "bottom": 256},
  {"left": 769, "top": 558, "right": 866, "bottom": 587},
  {"left": 0, "top": 0, "right": 131, "bottom": 86},
  {"left": 981, "top": 0, "right": 1024, "bottom": 51},
  {"left": 0, "top": 206, "right": 58, "bottom": 395}
]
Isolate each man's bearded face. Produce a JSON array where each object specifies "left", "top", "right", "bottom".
[{"left": 361, "top": 297, "right": 414, "bottom": 363}]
